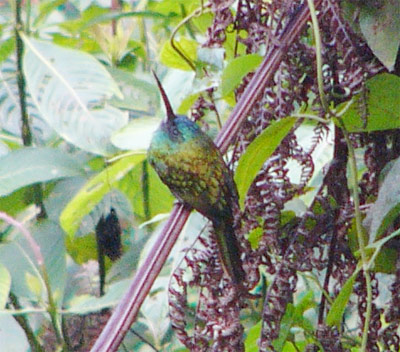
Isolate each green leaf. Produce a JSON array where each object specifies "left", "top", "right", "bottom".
[
  {"left": 160, "top": 37, "right": 197, "bottom": 71},
  {"left": 191, "top": 11, "right": 214, "bottom": 36},
  {"left": 150, "top": 0, "right": 197, "bottom": 17},
  {"left": 373, "top": 247, "right": 397, "bottom": 274},
  {"left": 197, "top": 47, "right": 225, "bottom": 69},
  {"left": 66, "top": 279, "right": 130, "bottom": 314},
  {"left": 34, "top": 0, "right": 66, "bottom": 27},
  {"left": 272, "top": 304, "right": 295, "bottom": 351},
  {"left": 60, "top": 154, "right": 145, "bottom": 237},
  {"left": 0, "top": 37, "right": 15, "bottom": 64},
  {"left": 59, "top": 5, "right": 108, "bottom": 34},
  {"left": 272, "top": 291, "right": 315, "bottom": 351},
  {"left": 280, "top": 342, "right": 297, "bottom": 352},
  {"left": 35, "top": 221, "right": 67, "bottom": 306},
  {"left": 0, "top": 147, "right": 85, "bottom": 196},
  {"left": 0, "top": 315, "right": 29, "bottom": 351},
  {"left": 223, "top": 30, "right": 247, "bottom": 60},
  {"left": 0, "top": 221, "right": 66, "bottom": 306},
  {"left": 82, "top": 10, "right": 170, "bottom": 29},
  {"left": 65, "top": 233, "right": 98, "bottom": 264},
  {"left": 244, "top": 320, "right": 262, "bottom": 352},
  {"left": 25, "top": 272, "right": 43, "bottom": 298},
  {"left": 50, "top": 33, "right": 100, "bottom": 53},
  {"left": 0, "top": 188, "right": 27, "bottom": 216},
  {"left": 326, "top": 273, "right": 356, "bottom": 328},
  {"left": 247, "top": 227, "right": 263, "bottom": 250},
  {"left": 235, "top": 117, "right": 297, "bottom": 208},
  {"left": 177, "top": 92, "right": 200, "bottom": 115},
  {"left": 0, "top": 242, "right": 38, "bottom": 302},
  {"left": 220, "top": 54, "right": 263, "bottom": 97},
  {"left": 363, "top": 155, "right": 400, "bottom": 243},
  {"left": 0, "top": 264, "right": 10, "bottom": 309},
  {"left": 111, "top": 118, "right": 161, "bottom": 151},
  {"left": 340, "top": 73, "right": 400, "bottom": 132},
  {"left": 359, "top": 1, "right": 400, "bottom": 71},
  {"left": 107, "top": 66, "right": 159, "bottom": 115},
  {"left": 293, "top": 291, "right": 316, "bottom": 316},
  {"left": 117, "top": 160, "right": 174, "bottom": 219},
  {"left": 22, "top": 35, "right": 128, "bottom": 155}
]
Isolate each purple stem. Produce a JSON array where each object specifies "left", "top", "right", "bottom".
[{"left": 0, "top": 211, "right": 44, "bottom": 266}]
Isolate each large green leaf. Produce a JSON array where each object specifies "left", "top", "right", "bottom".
[
  {"left": 340, "top": 73, "right": 400, "bottom": 132},
  {"left": 0, "top": 220, "right": 66, "bottom": 306},
  {"left": 22, "top": 35, "right": 128, "bottom": 155},
  {"left": 0, "top": 241, "right": 38, "bottom": 301},
  {"left": 0, "top": 315, "right": 29, "bottom": 351},
  {"left": 244, "top": 320, "right": 262, "bottom": 352},
  {"left": 65, "top": 278, "right": 130, "bottom": 314},
  {"left": 359, "top": 1, "right": 400, "bottom": 71},
  {"left": 35, "top": 221, "right": 67, "bottom": 306},
  {"left": 0, "top": 63, "right": 47, "bottom": 139},
  {"left": 364, "top": 156, "right": 400, "bottom": 244},
  {"left": 107, "top": 66, "right": 159, "bottom": 116},
  {"left": 235, "top": 117, "right": 297, "bottom": 208},
  {"left": 60, "top": 154, "right": 145, "bottom": 237},
  {"left": 326, "top": 272, "right": 356, "bottom": 328},
  {"left": 0, "top": 147, "right": 85, "bottom": 196}
]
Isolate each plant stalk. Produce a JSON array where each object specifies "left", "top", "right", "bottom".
[
  {"left": 306, "top": 0, "right": 372, "bottom": 347},
  {"left": 15, "top": 0, "right": 47, "bottom": 219},
  {"left": 9, "top": 293, "right": 44, "bottom": 352}
]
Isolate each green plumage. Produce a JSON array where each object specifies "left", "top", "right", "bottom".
[{"left": 148, "top": 73, "right": 245, "bottom": 286}]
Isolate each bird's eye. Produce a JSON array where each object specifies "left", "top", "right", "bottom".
[{"left": 171, "top": 127, "right": 180, "bottom": 137}]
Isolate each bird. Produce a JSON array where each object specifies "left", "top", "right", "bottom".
[{"left": 147, "top": 71, "right": 246, "bottom": 288}]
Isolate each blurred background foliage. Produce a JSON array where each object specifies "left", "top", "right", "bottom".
[{"left": 1, "top": 0, "right": 400, "bottom": 351}]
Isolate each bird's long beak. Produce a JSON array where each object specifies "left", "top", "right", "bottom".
[{"left": 152, "top": 70, "right": 175, "bottom": 122}]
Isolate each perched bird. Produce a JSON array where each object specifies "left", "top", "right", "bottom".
[{"left": 147, "top": 71, "right": 245, "bottom": 287}]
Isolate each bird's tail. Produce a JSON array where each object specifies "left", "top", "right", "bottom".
[{"left": 212, "top": 218, "right": 246, "bottom": 286}]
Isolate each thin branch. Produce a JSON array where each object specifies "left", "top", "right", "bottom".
[
  {"left": 142, "top": 160, "right": 151, "bottom": 223},
  {"left": 307, "top": 0, "right": 329, "bottom": 113},
  {"left": 169, "top": 2, "right": 210, "bottom": 72},
  {"left": 129, "top": 328, "right": 160, "bottom": 352},
  {"left": 337, "top": 116, "right": 372, "bottom": 352},
  {"left": 306, "top": 0, "right": 372, "bottom": 347},
  {"left": 15, "top": 0, "right": 47, "bottom": 219},
  {"left": 15, "top": 1, "right": 30, "bottom": 148},
  {"left": 9, "top": 293, "right": 44, "bottom": 352}
]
